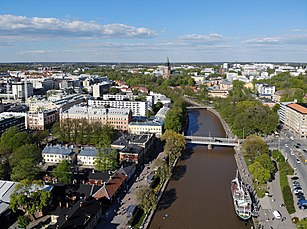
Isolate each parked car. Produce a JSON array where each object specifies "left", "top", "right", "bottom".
[
  {"left": 297, "top": 158, "right": 301, "bottom": 164},
  {"left": 272, "top": 210, "right": 282, "bottom": 220},
  {"left": 291, "top": 176, "right": 299, "bottom": 180}
]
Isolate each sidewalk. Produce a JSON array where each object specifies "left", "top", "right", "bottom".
[{"left": 258, "top": 171, "right": 295, "bottom": 229}]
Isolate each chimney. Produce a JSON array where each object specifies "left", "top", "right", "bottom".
[
  {"left": 80, "top": 201, "right": 83, "bottom": 207},
  {"left": 92, "top": 169, "right": 95, "bottom": 174},
  {"left": 59, "top": 202, "right": 62, "bottom": 208},
  {"left": 66, "top": 202, "right": 69, "bottom": 208},
  {"left": 65, "top": 214, "right": 68, "bottom": 221}
]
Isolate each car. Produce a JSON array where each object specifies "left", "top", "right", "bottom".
[
  {"left": 294, "top": 190, "right": 304, "bottom": 195},
  {"left": 297, "top": 143, "right": 301, "bottom": 146},
  {"left": 303, "top": 149, "right": 307, "bottom": 153},
  {"left": 291, "top": 150, "right": 295, "bottom": 155},
  {"left": 297, "top": 159, "right": 301, "bottom": 164},
  {"left": 290, "top": 136, "right": 294, "bottom": 140},
  {"left": 272, "top": 210, "right": 282, "bottom": 220},
  {"left": 291, "top": 176, "right": 299, "bottom": 180},
  {"left": 295, "top": 145, "right": 300, "bottom": 149},
  {"left": 285, "top": 144, "right": 289, "bottom": 147}
]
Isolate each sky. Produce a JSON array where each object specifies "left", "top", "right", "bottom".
[{"left": 0, "top": 0, "right": 307, "bottom": 63}]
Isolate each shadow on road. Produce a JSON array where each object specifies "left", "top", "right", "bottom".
[{"left": 158, "top": 188, "right": 177, "bottom": 211}]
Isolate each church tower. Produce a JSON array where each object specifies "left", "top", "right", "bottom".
[{"left": 163, "top": 57, "right": 171, "bottom": 79}]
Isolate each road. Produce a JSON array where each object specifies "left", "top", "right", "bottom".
[{"left": 265, "top": 129, "right": 307, "bottom": 221}]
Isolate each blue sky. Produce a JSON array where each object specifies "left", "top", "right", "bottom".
[{"left": 0, "top": 0, "right": 306, "bottom": 62}]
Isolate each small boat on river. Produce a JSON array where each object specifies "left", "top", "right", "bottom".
[{"left": 231, "top": 171, "right": 252, "bottom": 220}]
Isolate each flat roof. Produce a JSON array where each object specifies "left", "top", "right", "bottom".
[{"left": 287, "top": 103, "right": 307, "bottom": 114}]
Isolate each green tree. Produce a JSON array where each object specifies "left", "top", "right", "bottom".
[
  {"left": 18, "top": 216, "right": 30, "bottom": 228},
  {"left": 248, "top": 161, "right": 271, "bottom": 185},
  {"left": 136, "top": 186, "right": 157, "bottom": 213},
  {"left": 11, "top": 158, "right": 41, "bottom": 181},
  {"left": 94, "top": 148, "right": 118, "bottom": 171},
  {"left": 52, "top": 160, "right": 72, "bottom": 184},
  {"left": 242, "top": 135, "right": 269, "bottom": 164},
  {"left": 254, "top": 154, "right": 275, "bottom": 174},
  {"left": 161, "top": 130, "right": 186, "bottom": 166},
  {"left": 0, "top": 162, "right": 4, "bottom": 179},
  {"left": 10, "top": 144, "right": 41, "bottom": 168},
  {"left": 153, "top": 158, "right": 170, "bottom": 182},
  {"left": 10, "top": 179, "right": 51, "bottom": 221}
]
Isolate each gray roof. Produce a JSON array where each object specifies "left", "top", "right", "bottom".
[
  {"left": 0, "top": 180, "right": 18, "bottom": 203},
  {"left": 79, "top": 147, "right": 97, "bottom": 157},
  {"left": 42, "top": 144, "right": 74, "bottom": 156},
  {"left": 0, "top": 180, "right": 19, "bottom": 215},
  {"left": 128, "top": 121, "right": 162, "bottom": 127}
]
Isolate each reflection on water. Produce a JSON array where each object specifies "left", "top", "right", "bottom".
[{"left": 149, "top": 110, "right": 251, "bottom": 229}]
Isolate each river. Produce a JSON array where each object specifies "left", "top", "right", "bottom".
[{"left": 149, "top": 109, "right": 252, "bottom": 229}]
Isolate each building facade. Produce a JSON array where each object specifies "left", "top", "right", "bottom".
[
  {"left": 278, "top": 102, "right": 307, "bottom": 139},
  {"left": 42, "top": 144, "right": 74, "bottom": 163},
  {"left": 128, "top": 121, "right": 163, "bottom": 137},
  {"left": 60, "top": 106, "right": 132, "bottom": 131},
  {"left": 88, "top": 99, "right": 148, "bottom": 117},
  {"left": 27, "top": 109, "right": 59, "bottom": 130}
]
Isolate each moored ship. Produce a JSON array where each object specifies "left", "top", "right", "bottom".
[{"left": 231, "top": 172, "right": 252, "bottom": 220}]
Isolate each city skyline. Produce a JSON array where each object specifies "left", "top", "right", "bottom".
[{"left": 0, "top": 0, "right": 307, "bottom": 63}]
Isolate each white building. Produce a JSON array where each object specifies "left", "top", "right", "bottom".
[
  {"left": 88, "top": 99, "right": 148, "bottom": 117},
  {"left": 255, "top": 83, "right": 276, "bottom": 97},
  {"left": 148, "top": 92, "right": 171, "bottom": 105},
  {"left": 278, "top": 102, "right": 307, "bottom": 139},
  {"left": 27, "top": 109, "right": 59, "bottom": 130},
  {"left": 42, "top": 144, "right": 74, "bottom": 163},
  {"left": 12, "top": 82, "right": 33, "bottom": 100},
  {"left": 92, "top": 82, "right": 111, "bottom": 98},
  {"left": 128, "top": 121, "right": 163, "bottom": 137},
  {"left": 78, "top": 147, "right": 97, "bottom": 166}
]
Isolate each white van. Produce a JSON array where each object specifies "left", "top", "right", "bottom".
[{"left": 272, "top": 210, "right": 281, "bottom": 220}]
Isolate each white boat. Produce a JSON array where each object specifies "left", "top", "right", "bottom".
[{"left": 231, "top": 172, "right": 252, "bottom": 220}]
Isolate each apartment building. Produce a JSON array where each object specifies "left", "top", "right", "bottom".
[
  {"left": 88, "top": 99, "right": 148, "bottom": 117},
  {"left": 128, "top": 121, "right": 163, "bottom": 137},
  {"left": 278, "top": 102, "right": 307, "bottom": 138},
  {"left": 60, "top": 106, "right": 132, "bottom": 131},
  {"left": 27, "top": 109, "right": 59, "bottom": 130},
  {"left": 78, "top": 147, "right": 97, "bottom": 166},
  {"left": 42, "top": 144, "right": 74, "bottom": 163}
]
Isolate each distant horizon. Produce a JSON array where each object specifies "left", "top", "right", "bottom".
[{"left": 1, "top": 0, "right": 307, "bottom": 62}]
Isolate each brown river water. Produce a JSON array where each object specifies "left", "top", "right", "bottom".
[{"left": 149, "top": 109, "right": 252, "bottom": 229}]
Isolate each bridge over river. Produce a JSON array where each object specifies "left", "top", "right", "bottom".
[{"left": 185, "top": 135, "right": 243, "bottom": 148}]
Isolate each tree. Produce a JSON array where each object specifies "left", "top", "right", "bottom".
[
  {"left": 52, "top": 160, "right": 72, "bottom": 184},
  {"left": 94, "top": 148, "right": 118, "bottom": 171},
  {"left": 10, "top": 179, "right": 51, "bottom": 221},
  {"left": 161, "top": 130, "right": 186, "bottom": 166},
  {"left": 248, "top": 161, "right": 271, "bottom": 185},
  {"left": 242, "top": 135, "right": 269, "bottom": 163},
  {"left": 10, "top": 144, "right": 41, "bottom": 168},
  {"left": 136, "top": 186, "right": 157, "bottom": 213},
  {"left": 18, "top": 216, "right": 30, "bottom": 228},
  {"left": 254, "top": 154, "right": 275, "bottom": 174},
  {"left": 11, "top": 158, "right": 41, "bottom": 181},
  {"left": 0, "top": 162, "right": 4, "bottom": 179},
  {"left": 153, "top": 158, "right": 170, "bottom": 182}
]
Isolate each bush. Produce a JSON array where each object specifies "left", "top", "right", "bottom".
[
  {"left": 18, "top": 216, "right": 29, "bottom": 228},
  {"left": 282, "top": 186, "right": 295, "bottom": 214}
]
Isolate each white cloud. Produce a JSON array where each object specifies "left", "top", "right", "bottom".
[
  {"left": 0, "top": 14, "right": 155, "bottom": 40},
  {"left": 180, "top": 33, "right": 224, "bottom": 43},
  {"left": 18, "top": 50, "right": 54, "bottom": 55},
  {"left": 243, "top": 34, "right": 307, "bottom": 46}
]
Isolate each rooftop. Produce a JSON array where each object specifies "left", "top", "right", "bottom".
[
  {"left": 128, "top": 121, "right": 163, "bottom": 127},
  {"left": 287, "top": 103, "right": 307, "bottom": 114},
  {"left": 79, "top": 147, "right": 97, "bottom": 157},
  {"left": 42, "top": 144, "right": 74, "bottom": 156}
]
